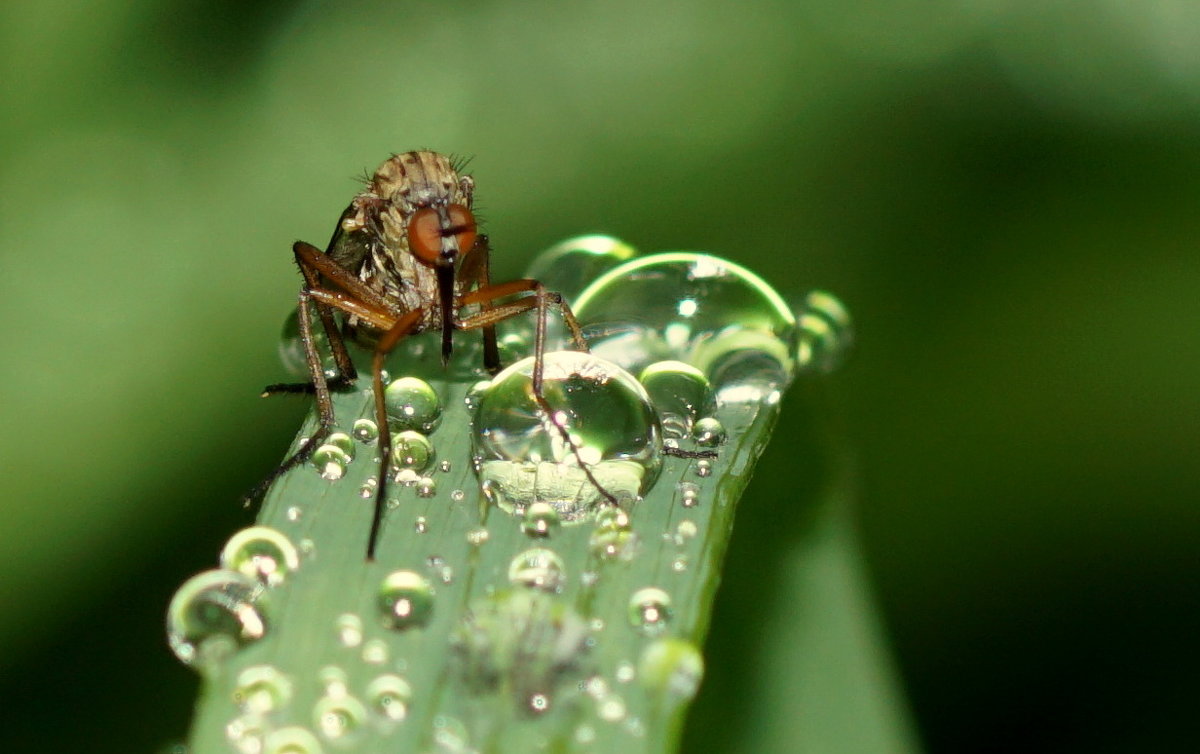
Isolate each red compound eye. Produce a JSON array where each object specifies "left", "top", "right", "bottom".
[{"left": 407, "top": 204, "right": 477, "bottom": 264}]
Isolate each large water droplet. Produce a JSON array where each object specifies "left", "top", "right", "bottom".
[
  {"left": 638, "top": 360, "right": 710, "bottom": 440},
  {"left": 384, "top": 377, "right": 442, "bottom": 432},
  {"left": 524, "top": 235, "right": 638, "bottom": 302},
  {"left": 314, "top": 693, "right": 366, "bottom": 741},
  {"left": 167, "top": 570, "right": 268, "bottom": 670},
  {"left": 390, "top": 430, "right": 434, "bottom": 473},
  {"left": 507, "top": 548, "right": 566, "bottom": 592},
  {"left": 263, "top": 725, "right": 322, "bottom": 754},
  {"left": 278, "top": 308, "right": 332, "bottom": 379},
  {"left": 795, "top": 290, "right": 854, "bottom": 374},
  {"left": 220, "top": 526, "right": 300, "bottom": 588},
  {"left": 639, "top": 639, "right": 704, "bottom": 700},
  {"left": 311, "top": 444, "right": 350, "bottom": 481},
  {"left": 574, "top": 252, "right": 798, "bottom": 402},
  {"left": 473, "top": 351, "right": 662, "bottom": 521},
  {"left": 378, "top": 571, "right": 434, "bottom": 630},
  {"left": 628, "top": 587, "right": 672, "bottom": 636}
]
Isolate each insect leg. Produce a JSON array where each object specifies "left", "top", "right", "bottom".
[{"left": 456, "top": 235, "right": 501, "bottom": 373}]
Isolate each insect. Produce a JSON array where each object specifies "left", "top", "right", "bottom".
[{"left": 252, "top": 151, "right": 618, "bottom": 559}]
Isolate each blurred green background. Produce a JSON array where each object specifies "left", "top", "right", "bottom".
[{"left": 2, "top": 0, "right": 1198, "bottom": 751}]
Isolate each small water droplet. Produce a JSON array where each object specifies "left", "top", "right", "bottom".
[
  {"left": 628, "top": 587, "right": 672, "bottom": 636},
  {"left": 426, "top": 555, "right": 454, "bottom": 584},
  {"left": 450, "top": 488, "right": 466, "bottom": 502},
  {"left": 507, "top": 548, "right": 566, "bottom": 592},
  {"left": 414, "top": 516, "right": 428, "bottom": 534},
  {"left": 378, "top": 571, "right": 434, "bottom": 630},
  {"left": 362, "top": 639, "right": 389, "bottom": 665},
  {"left": 325, "top": 432, "right": 355, "bottom": 459},
  {"left": 286, "top": 506, "right": 302, "bottom": 522},
  {"left": 225, "top": 714, "right": 266, "bottom": 754},
  {"left": 639, "top": 638, "right": 704, "bottom": 700},
  {"left": 615, "top": 661, "right": 637, "bottom": 683},
  {"left": 278, "top": 308, "right": 331, "bottom": 379},
  {"left": 221, "top": 526, "right": 300, "bottom": 588},
  {"left": 521, "top": 502, "right": 561, "bottom": 537},
  {"left": 473, "top": 352, "right": 662, "bottom": 521},
  {"left": 574, "top": 252, "right": 799, "bottom": 401},
  {"left": 677, "top": 481, "right": 701, "bottom": 508},
  {"left": 589, "top": 507, "right": 636, "bottom": 560},
  {"left": 167, "top": 570, "right": 268, "bottom": 670},
  {"left": 638, "top": 360, "right": 710, "bottom": 439},
  {"left": 319, "top": 666, "right": 349, "bottom": 696},
  {"left": 528, "top": 692, "right": 551, "bottom": 714},
  {"left": 416, "top": 476, "right": 437, "bottom": 498},
  {"left": 366, "top": 674, "right": 412, "bottom": 722},
  {"left": 335, "top": 613, "right": 363, "bottom": 648},
  {"left": 671, "top": 555, "right": 688, "bottom": 573},
  {"left": 466, "top": 528, "right": 489, "bottom": 546},
  {"left": 384, "top": 377, "right": 442, "bottom": 433},
  {"left": 311, "top": 444, "right": 350, "bottom": 480},
  {"left": 263, "top": 726, "right": 321, "bottom": 754},
  {"left": 358, "top": 477, "right": 378, "bottom": 499},
  {"left": 233, "top": 665, "right": 293, "bottom": 714},
  {"left": 692, "top": 416, "right": 726, "bottom": 447},
  {"left": 597, "top": 694, "right": 627, "bottom": 721},
  {"left": 390, "top": 430, "right": 434, "bottom": 473},
  {"left": 795, "top": 290, "right": 854, "bottom": 374},
  {"left": 695, "top": 459, "right": 712, "bottom": 477},
  {"left": 676, "top": 520, "right": 698, "bottom": 539},
  {"left": 314, "top": 693, "right": 366, "bottom": 741},
  {"left": 352, "top": 418, "right": 379, "bottom": 443},
  {"left": 439, "top": 460, "right": 452, "bottom": 473}
]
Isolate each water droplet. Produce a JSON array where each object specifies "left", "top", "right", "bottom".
[
  {"left": 390, "top": 430, "right": 434, "bottom": 473},
  {"left": 167, "top": 570, "right": 268, "bottom": 670},
  {"left": 426, "top": 555, "right": 453, "bottom": 584},
  {"left": 452, "top": 591, "right": 589, "bottom": 712},
  {"left": 414, "top": 516, "right": 428, "bottom": 534},
  {"left": 671, "top": 555, "right": 688, "bottom": 573},
  {"left": 695, "top": 459, "right": 713, "bottom": 477},
  {"left": 524, "top": 235, "right": 638, "bottom": 301},
  {"left": 639, "top": 638, "right": 704, "bottom": 699},
  {"left": 263, "top": 726, "right": 322, "bottom": 754},
  {"left": 589, "top": 507, "right": 636, "bottom": 560},
  {"left": 362, "top": 639, "right": 389, "bottom": 665},
  {"left": 628, "top": 587, "right": 672, "bottom": 636},
  {"left": 676, "top": 520, "right": 698, "bottom": 539},
  {"left": 314, "top": 693, "right": 366, "bottom": 740},
  {"left": 286, "top": 506, "right": 302, "bottom": 522},
  {"left": 466, "top": 528, "right": 489, "bottom": 546},
  {"left": 352, "top": 418, "right": 379, "bottom": 443},
  {"left": 692, "top": 416, "right": 726, "bottom": 447},
  {"left": 795, "top": 290, "right": 854, "bottom": 374},
  {"left": 358, "top": 477, "right": 378, "bottom": 499},
  {"left": 233, "top": 665, "right": 293, "bottom": 714},
  {"left": 378, "top": 571, "right": 434, "bottom": 630},
  {"left": 521, "top": 502, "right": 561, "bottom": 537},
  {"left": 616, "top": 661, "right": 636, "bottom": 683},
  {"left": 474, "top": 351, "right": 662, "bottom": 521},
  {"left": 311, "top": 444, "right": 350, "bottom": 481},
  {"left": 528, "top": 692, "right": 551, "bottom": 714},
  {"left": 335, "top": 613, "right": 363, "bottom": 648},
  {"left": 464, "top": 379, "right": 491, "bottom": 412},
  {"left": 416, "top": 476, "right": 437, "bottom": 498},
  {"left": 638, "top": 361, "right": 710, "bottom": 440},
  {"left": 450, "top": 488, "right": 466, "bottom": 502},
  {"left": 384, "top": 377, "right": 442, "bottom": 432},
  {"left": 574, "top": 252, "right": 798, "bottom": 401},
  {"left": 318, "top": 666, "right": 349, "bottom": 696},
  {"left": 278, "top": 308, "right": 331, "bottom": 379},
  {"left": 677, "top": 481, "right": 701, "bottom": 508},
  {"left": 597, "top": 694, "right": 627, "bottom": 721},
  {"left": 438, "top": 459, "right": 452, "bottom": 473},
  {"left": 508, "top": 548, "right": 566, "bottom": 592},
  {"left": 221, "top": 526, "right": 300, "bottom": 588},
  {"left": 431, "top": 715, "right": 470, "bottom": 752},
  {"left": 366, "top": 674, "right": 412, "bottom": 722},
  {"left": 325, "top": 431, "right": 355, "bottom": 459}
]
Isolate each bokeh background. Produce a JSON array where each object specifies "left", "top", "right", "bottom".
[{"left": 2, "top": 1, "right": 1197, "bottom": 751}]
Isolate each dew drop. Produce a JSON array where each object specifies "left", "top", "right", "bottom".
[
  {"left": 278, "top": 308, "right": 331, "bottom": 379},
  {"left": 352, "top": 418, "right": 379, "bottom": 443},
  {"left": 325, "top": 432, "right": 355, "bottom": 460},
  {"left": 474, "top": 351, "right": 662, "bottom": 521},
  {"left": 221, "top": 526, "right": 300, "bottom": 588},
  {"left": 233, "top": 665, "right": 293, "bottom": 714},
  {"left": 524, "top": 234, "right": 638, "bottom": 301},
  {"left": 414, "top": 516, "right": 428, "bottom": 534},
  {"left": 416, "top": 476, "right": 437, "bottom": 498},
  {"left": 384, "top": 377, "right": 442, "bottom": 432},
  {"left": 314, "top": 693, "right": 366, "bottom": 741},
  {"left": 628, "top": 587, "right": 672, "bottom": 636},
  {"left": 311, "top": 444, "right": 350, "bottom": 481},
  {"left": 507, "top": 548, "right": 566, "bottom": 592},
  {"left": 390, "top": 430, "right": 434, "bottom": 473},
  {"left": 358, "top": 477, "right": 378, "bottom": 499},
  {"left": 692, "top": 416, "right": 726, "bottom": 447},
  {"left": 263, "top": 726, "right": 322, "bottom": 754},
  {"left": 378, "top": 571, "right": 434, "bottom": 630},
  {"left": 318, "top": 666, "right": 349, "bottom": 696},
  {"left": 795, "top": 290, "right": 854, "bottom": 374},
  {"left": 167, "top": 570, "right": 268, "bottom": 670},
  {"left": 676, "top": 481, "right": 701, "bottom": 508},
  {"left": 464, "top": 379, "right": 491, "bottom": 412},
  {"left": 639, "top": 638, "right": 704, "bottom": 700},
  {"left": 574, "top": 252, "right": 798, "bottom": 402},
  {"left": 362, "top": 639, "right": 389, "bottom": 665},
  {"left": 439, "top": 459, "right": 452, "bottom": 473},
  {"left": 335, "top": 613, "right": 363, "bottom": 648},
  {"left": 695, "top": 459, "right": 713, "bottom": 477},
  {"left": 466, "top": 528, "right": 489, "bottom": 546},
  {"left": 528, "top": 692, "right": 551, "bottom": 714},
  {"left": 597, "top": 694, "right": 627, "bottom": 722},
  {"left": 450, "top": 489, "right": 466, "bottom": 502},
  {"left": 366, "top": 674, "right": 412, "bottom": 722},
  {"left": 225, "top": 713, "right": 266, "bottom": 754},
  {"left": 676, "top": 520, "right": 698, "bottom": 540},
  {"left": 521, "top": 502, "right": 562, "bottom": 537},
  {"left": 589, "top": 507, "right": 636, "bottom": 560},
  {"left": 638, "top": 361, "right": 710, "bottom": 440},
  {"left": 671, "top": 555, "right": 688, "bottom": 573},
  {"left": 286, "top": 506, "right": 302, "bottom": 522}
]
